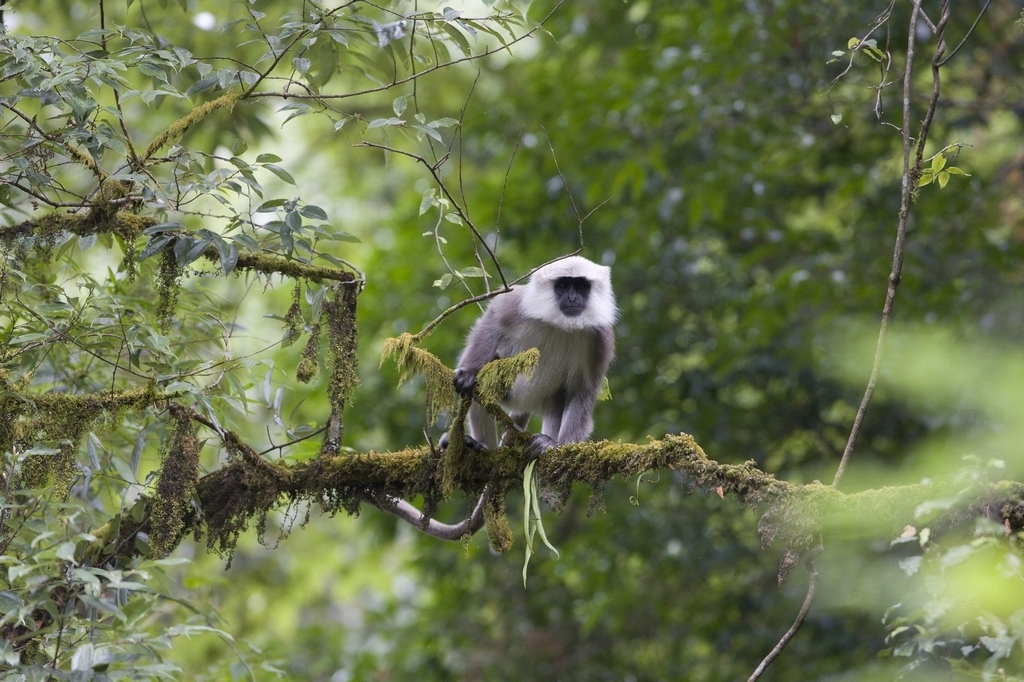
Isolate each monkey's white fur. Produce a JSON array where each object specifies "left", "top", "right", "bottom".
[
  {"left": 519, "top": 256, "right": 618, "bottom": 330},
  {"left": 451, "top": 255, "right": 617, "bottom": 454}
]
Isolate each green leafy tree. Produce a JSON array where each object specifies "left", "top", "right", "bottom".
[{"left": 2, "top": 0, "right": 1024, "bottom": 680}]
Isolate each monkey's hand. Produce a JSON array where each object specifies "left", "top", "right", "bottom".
[
  {"left": 453, "top": 368, "right": 478, "bottom": 398},
  {"left": 525, "top": 434, "right": 557, "bottom": 460},
  {"left": 438, "top": 431, "right": 488, "bottom": 452}
]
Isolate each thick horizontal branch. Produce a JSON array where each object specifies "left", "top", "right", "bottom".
[
  {"left": 0, "top": 211, "right": 158, "bottom": 244},
  {"left": 78, "top": 428, "right": 1024, "bottom": 570}
]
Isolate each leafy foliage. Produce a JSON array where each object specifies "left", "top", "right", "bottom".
[{"left": 2, "top": 0, "right": 1024, "bottom": 680}]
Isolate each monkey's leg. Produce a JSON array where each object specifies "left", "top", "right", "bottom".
[
  {"left": 527, "top": 397, "right": 570, "bottom": 459},
  {"left": 556, "top": 393, "right": 596, "bottom": 444},
  {"left": 439, "top": 402, "right": 495, "bottom": 452},
  {"left": 437, "top": 431, "right": 487, "bottom": 452}
]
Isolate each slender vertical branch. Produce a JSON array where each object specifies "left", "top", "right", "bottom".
[
  {"left": 751, "top": 3, "right": 947, "bottom": 679},
  {"left": 495, "top": 126, "right": 527, "bottom": 260},
  {"left": 748, "top": 561, "right": 819, "bottom": 682},
  {"left": 831, "top": 0, "right": 929, "bottom": 491}
]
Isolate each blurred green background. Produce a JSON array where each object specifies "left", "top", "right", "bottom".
[{"left": 4, "top": 0, "right": 1024, "bottom": 678}]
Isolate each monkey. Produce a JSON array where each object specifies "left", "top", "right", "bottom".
[
  {"left": 376, "top": 257, "right": 615, "bottom": 540},
  {"left": 443, "top": 256, "right": 617, "bottom": 458}
]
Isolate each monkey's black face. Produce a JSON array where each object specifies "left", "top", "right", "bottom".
[{"left": 553, "top": 276, "right": 591, "bottom": 317}]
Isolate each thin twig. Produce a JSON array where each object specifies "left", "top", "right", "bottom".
[
  {"left": 456, "top": 73, "right": 489, "bottom": 290},
  {"left": 542, "top": 128, "right": 584, "bottom": 247},
  {"left": 748, "top": 560, "right": 820, "bottom": 682},
  {"left": 413, "top": 287, "right": 511, "bottom": 340},
  {"left": 259, "top": 424, "right": 327, "bottom": 456},
  {"left": 828, "top": 0, "right": 897, "bottom": 86},
  {"left": 936, "top": 0, "right": 990, "bottom": 67},
  {"left": 494, "top": 126, "right": 527, "bottom": 259},
  {"left": 357, "top": 140, "right": 508, "bottom": 288}
]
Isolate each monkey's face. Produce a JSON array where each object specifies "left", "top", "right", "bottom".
[
  {"left": 553, "top": 276, "right": 592, "bottom": 318},
  {"left": 519, "top": 256, "right": 617, "bottom": 331}
]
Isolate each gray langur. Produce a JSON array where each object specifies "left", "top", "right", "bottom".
[{"left": 445, "top": 256, "right": 617, "bottom": 457}]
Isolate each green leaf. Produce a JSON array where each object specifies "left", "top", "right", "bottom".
[
  {"left": 531, "top": 468, "right": 559, "bottom": 560},
  {"left": 931, "top": 154, "right": 947, "bottom": 172},
  {"left": 522, "top": 459, "right": 535, "bottom": 587},
  {"left": 300, "top": 205, "right": 328, "bottom": 220},
  {"left": 429, "top": 117, "right": 460, "bottom": 128},
  {"left": 217, "top": 241, "right": 239, "bottom": 275},
  {"left": 328, "top": 229, "right": 360, "bottom": 243},
  {"left": 440, "top": 23, "right": 472, "bottom": 55},
  {"left": 138, "top": 235, "right": 172, "bottom": 261},
  {"left": 460, "top": 267, "right": 485, "bottom": 278},
  {"left": 367, "top": 117, "right": 405, "bottom": 129},
  {"left": 143, "top": 222, "right": 184, "bottom": 235},
  {"left": 71, "top": 643, "right": 95, "bottom": 672},
  {"left": 131, "top": 429, "right": 145, "bottom": 476},
  {"left": 256, "top": 153, "right": 282, "bottom": 163},
  {"left": 937, "top": 170, "right": 950, "bottom": 188},
  {"left": 184, "top": 74, "right": 219, "bottom": 97},
  {"left": 0, "top": 591, "right": 24, "bottom": 614},
  {"left": 285, "top": 209, "right": 302, "bottom": 232},
  {"left": 55, "top": 541, "right": 77, "bottom": 562},
  {"left": 256, "top": 198, "right": 287, "bottom": 212},
  {"left": 393, "top": 95, "right": 408, "bottom": 116},
  {"left": 420, "top": 189, "right": 437, "bottom": 215},
  {"left": 184, "top": 239, "right": 211, "bottom": 265},
  {"left": 263, "top": 164, "right": 296, "bottom": 185}
]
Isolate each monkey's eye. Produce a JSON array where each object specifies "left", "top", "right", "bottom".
[{"left": 555, "top": 281, "right": 570, "bottom": 293}]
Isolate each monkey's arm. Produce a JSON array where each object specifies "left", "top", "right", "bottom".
[{"left": 453, "top": 292, "right": 519, "bottom": 397}]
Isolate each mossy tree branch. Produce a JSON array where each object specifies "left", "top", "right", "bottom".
[{"left": 77, "top": 417, "right": 1024, "bottom": 576}]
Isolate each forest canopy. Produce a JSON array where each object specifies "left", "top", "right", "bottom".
[{"left": 2, "top": 0, "right": 1024, "bottom": 680}]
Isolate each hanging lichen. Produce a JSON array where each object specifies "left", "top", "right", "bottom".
[
  {"left": 484, "top": 488, "right": 513, "bottom": 553},
  {"left": 440, "top": 350, "right": 541, "bottom": 496},
  {"left": 322, "top": 283, "right": 360, "bottom": 415},
  {"left": 197, "top": 431, "right": 288, "bottom": 564},
  {"left": 155, "top": 245, "right": 182, "bottom": 333},
  {"left": 149, "top": 408, "right": 201, "bottom": 557},
  {"left": 284, "top": 281, "right": 303, "bottom": 338},
  {"left": 296, "top": 322, "right": 321, "bottom": 384},
  {"left": 380, "top": 333, "right": 459, "bottom": 426},
  {"left": 474, "top": 349, "right": 539, "bottom": 406}
]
